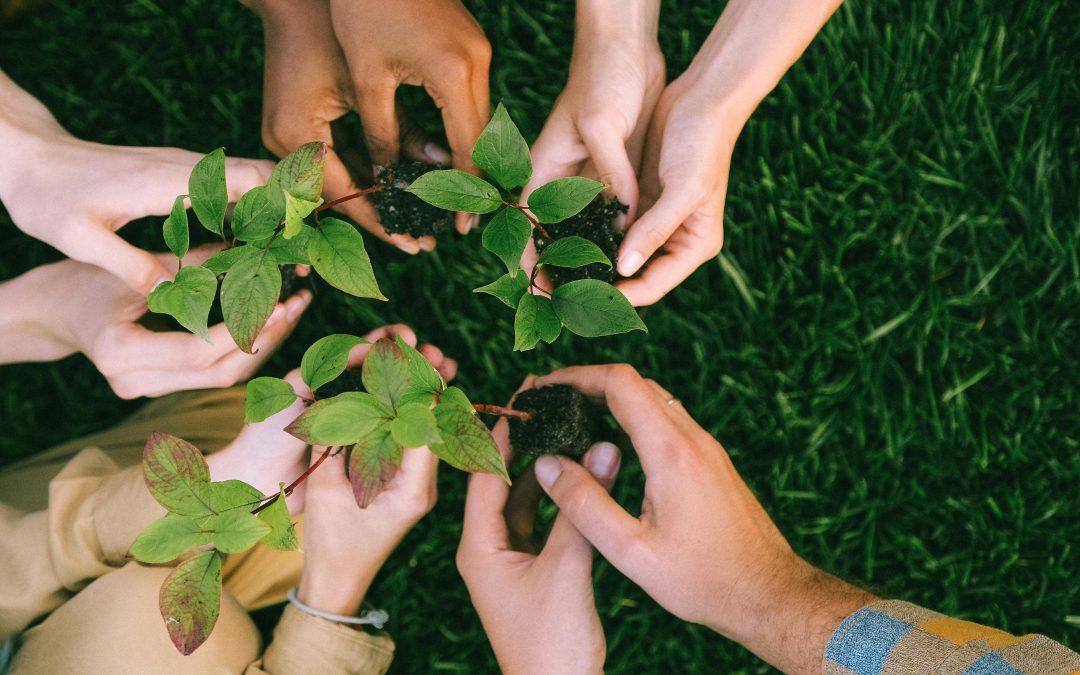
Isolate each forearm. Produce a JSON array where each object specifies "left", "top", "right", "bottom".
[
  {"left": 575, "top": 0, "right": 660, "bottom": 42},
  {"left": 680, "top": 0, "right": 842, "bottom": 124},
  {"left": 0, "top": 265, "right": 77, "bottom": 364}
]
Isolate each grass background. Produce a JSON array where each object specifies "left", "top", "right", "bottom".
[{"left": 1, "top": 0, "right": 1077, "bottom": 671}]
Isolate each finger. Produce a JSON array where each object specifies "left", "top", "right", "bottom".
[
  {"left": 534, "top": 451, "right": 642, "bottom": 571},
  {"left": 355, "top": 82, "right": 401, "bottom": 167},
  {"left": 223, "top": 157, "right": 276, "bottom": 201},
  {"left": 542, "top": 442, "right": 621, "bottom": 562},
  {"left": 522, "top": 111, "right": 586, "bottom": 201},
  {"left": 461, "top": 374, "right": 536, "bottom": 551},
  {"left": 396, "top": 445, "right": 441, "bottom": 508},
  {"left": 430, "top": 72, "right": 484, "bottom": 234},
  {"left": 417, "top": 343, "right": 458, "bottom": 383},
  {"left": 579, "top": 123, "right": 639, "bottom": 215},
  {"left": 504, "top": 459, "right": 542, "bottom": 553},
  {"left": 344, "top": 324, "right": 418, "bottom": 368},
  {"left": 615, "top": 226, "right": 719, "bottom": 307},
  {"left": 398, "top": 105, "right": 449, "bottom": 164},
  {"left": 535, "top": 365, "right": 676, "bottom": 475},
  {"left": 70, "top": 224, "right": 173, "bottom": 295},
  {"left": 322, "top": 147, "right": 422, "bottom": 254},
  {"left": 617, "top": 187, "right": 697, "bottom": 277}
]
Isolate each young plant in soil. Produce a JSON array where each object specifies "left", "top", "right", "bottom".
[
  {"left": 405, "top": 103, "right": 647, "bottom": 351},
  {"left": 507, "top": 385, "right": 599, "bottom": 458},
  {"left": 131, "top": 333, "right": 533, "bottom": 655},
  {"left": 148, "top": 143, "right": 385, "bottom": 353},
  {"left": 372, "top": 162, "right": 454, "bottom": 237}
]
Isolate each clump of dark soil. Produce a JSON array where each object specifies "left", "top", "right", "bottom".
[
  {"left": 508, "top": 385, "right": 597, "bottom": 458},
  {"left": 315, "top": 367, "right": 365, "bottom": 399},
  {"left": 534, "top": 196, "right": 626, "bottom": 286},
  {"left": 373, "top": 162, "right": 454, "bottom": 237}
]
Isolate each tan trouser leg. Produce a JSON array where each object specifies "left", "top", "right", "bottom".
[{"left": 9, "top": 561, "right": 260, "bottom": 675}]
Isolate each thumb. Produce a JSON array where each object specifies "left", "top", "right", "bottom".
[
  {"left": 616, "top": 187, "right": 695, "bottom": 277},
  {"left": 542, "top": 442, "right": 622, "bottom": 561},
  {"left": 534, "top": 450, "right": 640, "bottom": 566},
  {"left": 74, "top": 224, "right": 173, "bottom": 295},
  {"left": 580, "top": 124, "right": 639, "bottom": 218}
]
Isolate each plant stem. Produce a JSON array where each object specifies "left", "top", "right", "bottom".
[
  {"left": 473, "top": 403, "right": 533, "bottom": 421},
  {"left": 510, "top": 203, "right": 552, "bottom": 240},
  {"left": 315, "top": 185, "right": 385, "bottom": 214},
  {"left": 250, "top": 445, "right": 335, "bottom": 515}
]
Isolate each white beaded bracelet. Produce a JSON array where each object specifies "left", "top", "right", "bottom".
[{"left": 286, "top": 587, "right": 389, "bottom": 629}]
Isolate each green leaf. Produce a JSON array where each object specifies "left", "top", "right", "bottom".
[
  {"left": 394, "top": 334, "right": 445, "bottom": 395},
  {"left": 203, "top": 510, "right": 270, "bottom": 554},
  {"left": 130, "top": 513, "right": 212, "bottom": 564},
  {"left": 221, "top": 248, "right": 281, "bottom": 353},
  {"left": 257, "top": 484, "right": 300, "bottom": 552},
  {"left": 537, "top": 235, "right": 611, "bottom": 269},
  {"left": 142, "top": 432, "right": 214, "bottom": 517},
  {"left": 429, "top": 404, "right": 509, "bottom": 481},
  {"left": 346, "top": 424, "right": 402, "bottom": 508},
  {"left": 438, "top": 386, "right": 474, "bottom": 412},
  {"left": 514, "top": 293, "right": 562, "bottom": 351},
  {"left": 189, "top": 148, "right": 228, "bottom": 236},
  {"left": 232, "top": 186, "right": 280, "bottom": 241},
  {"left": 362, "top": 338, "right": 411, "bottom": 408},
  {"left": 264, "top": 224, "right": 313, "bottom": 265},
  {"left": 271, "top": 141, "right": 326, "bottom": 202},
  {"left": 397, "top": 390, "right": 436, "bottom": 408},
  {"left": 471, "top": 102, "right": 532, "bottom": 190},
  {"left": 283, "top": 190, "right": 320, "bottom": 239},
  {"left": 285, "top": 392, "right": 393, "bottom": 445},
  {"left": 551, "top": 279, "right": 647, "bottom": 337},
  {"left": 405, "top": 169, "right": 503, "bottom": 214},
  {"left": 308, "top": 217, "right": 386, "bottom": 300},
  {"left": 301, "top": 334, "right": 368, "bottom": 391},
  {"left": 205, "top": 480, "right": 265, "bottom": 512},
  {"left": 159, "top": 550, "right": 222, "bottom": 655},
  {"left": 474, "top": 271, "right": 529, "bottom": 309},
  {"left": 390, "top": 402, "right": 441, "bottom": 448},
  {"left": 147, "top": 266, "right": 218, "bottom": 341},
  {"left": 162, "top": 194, "right": 189, "bottom": 259},
  {"left": 245, "top": 377, "right": 297, "bottom": 423},
  {"left": 481, "top": 208, "right": 531, "bottom": 274},
  {"left": 202, "top": 245, "right": 253, "bottom": 275},
  {"left": 527, "top": 177, "right": 605, "bottom": 224}
]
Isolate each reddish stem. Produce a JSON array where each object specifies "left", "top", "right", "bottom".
[
  {"left": 510, "top": 203, "right": 552, "bottom": 241},
  {"left": 473, "top": 403, "right": 532, "bottom": 421},
  {"left": 250, "top": 445, "right": 335, "bottom": 515},
  {"left": 315, "top": 185, "right": 386, "bottom": 213}
]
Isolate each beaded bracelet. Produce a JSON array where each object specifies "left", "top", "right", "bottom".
[{"left": 286, "top": 587, "right": 389, "bottom": 630}]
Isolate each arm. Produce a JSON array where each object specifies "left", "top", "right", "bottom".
[
  {"left": 529, "top": 365, "right": 1079, "bottom": 674},
  {"left": 617, "top": 0, "right": 842, "bottom": 305}
]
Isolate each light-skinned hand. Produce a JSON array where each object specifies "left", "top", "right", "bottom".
[
  {"left": 457, "top": 375, "right": 620, "bottom": 675},
  {"left": 531, "top": 364, "right": 874, "bottom": 674}
]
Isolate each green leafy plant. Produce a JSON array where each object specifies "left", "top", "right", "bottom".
[
  {"left": 148, "top": 143, "right": 386, "bottom": 352},
  {"left": 132, "top": 333, "right": 531, "bottom": 654},
  {"left": 406, "top": 103, "right": 647, "bottom": 350}
]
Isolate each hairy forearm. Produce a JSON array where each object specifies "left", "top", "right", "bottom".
[
  {"left": 681, "top": 0, "right": 842, "bottom": 124},
  {"left": 0, "top": 265, "right": 76, "bottom": 364}
]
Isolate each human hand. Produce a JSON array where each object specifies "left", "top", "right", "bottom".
[
  {"left": 250, "top": 0, "right": 490, "bottom": 252},
  {"left": 295, "top": 324, "right": 458, "bottom": 616},
  {"left": 0, "top": 245, "right": 311, "bottom": 399},
  {"left": 530, "top": 365, "right": 875, "bottom": 674},
  {"left": 0, "top": 71, "right": 272, "bottom": 295},
  {"left": 613, "top": 81, "right": 736, "bottom": 306},
  {"left": 456, "top": 375, "right": 619, "bottom": 675}
]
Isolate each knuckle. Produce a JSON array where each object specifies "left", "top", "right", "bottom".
[
  {"left": 108, "top": 378, "right": 139, "bottom": 400},
  {"left": 465, "top": 35, "right": 492, "bottom": 65},
  {"left": 608, "top": 363, "right": 642, "bottom": 386},
  {"left": 438, "top": 51, "right": 474, "bottom": 81},
  {"left": 644, "top": 226, "right": 669, "bottom": 249}
]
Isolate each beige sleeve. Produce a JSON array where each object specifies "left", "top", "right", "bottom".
[
  {"left": 0, "top": 447, "right": 164, "bottom": 641},
  {"left": 246, "top": 605, "right": 395, "bottom": 675}
]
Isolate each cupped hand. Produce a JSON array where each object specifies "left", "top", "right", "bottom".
[
  {"left": 295, "top": 324, "right": 456, "bottom": 616},
  {"left": 457, "top": 376, "right": 619, "bottom": 675},
  {"left": 614, "top": 83, "right": 737, "bottom": 306},
  {"left": 251, "top": 0, "right": 490, "bottom": 252},
  {"left": 0, "top": 71, "right": 272, "bottom": 295},
  {"left": 19, "top": 244, "right": 310, "bottom": 399}
]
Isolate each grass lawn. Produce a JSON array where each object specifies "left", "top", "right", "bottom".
[{"left": 1, "top": 0, "right": 1077, "bottom": 671}]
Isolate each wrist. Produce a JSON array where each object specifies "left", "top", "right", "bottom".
[
  {"left": 298, "top": 565, "right": 373, "bottom": 617},
  {"left": 0, "top": 265, "right": 77, "bottom": 364},
  {"left": 575, "top": 0, "right": 660, "bottom": 44}
]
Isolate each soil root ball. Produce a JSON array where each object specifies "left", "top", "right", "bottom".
[
  {"left": 508, "top": 384, "right": 597, "bottom": 458},
  {"left": 373, "top": 161, "right": 454, "bottom": 237},
  {"left": 534, "top": 196, "right": 626, "bottom": 286}
]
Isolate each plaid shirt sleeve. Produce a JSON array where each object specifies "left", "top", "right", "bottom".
[{"left": 823, "top": 600, "right": 1080, "bottom": 674}]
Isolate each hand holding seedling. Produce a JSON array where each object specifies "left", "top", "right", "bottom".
[
  {"left": 244, "top": 0, "right": 490, "bottom": 251},
  {"left": 0, "top": 70, "right": 273, "bottom": 295},
  {"left": 530, "top": 365, "right": 875, "bottom": 674},
  {"left": 0, "top": 245, "right": 311, "bottom": 399},
  {"left": 458, "top": 376, "right": 619, "bottom": 675}
]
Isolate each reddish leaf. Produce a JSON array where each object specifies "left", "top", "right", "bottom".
[
  {"left": 142, "top": 432, "right": 214, "bottom": 517},
  {"left": 346, "top": 424, "right": 403, "bottom": 508},
  {"left": 159, "top": 550, "right": 222, "bottom": 655}
]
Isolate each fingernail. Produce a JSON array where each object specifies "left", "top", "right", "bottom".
[
  {"left": 619, "top": 250, "right": 645, "bottom": 277},
  {"left": 469, "top": 214, "right": 480, "bottom": 231},
  {"left": 286, "top": 290, "right": 312, "bottom": 321},
  {"left": 534, "top": 456, "right": 563, "bottom": 488},
  {"left": 585, "top": 442, "right": 619, "bottom": 479},
  {"left": 424, "top": 142, "right": 451, "bottom": 164}
]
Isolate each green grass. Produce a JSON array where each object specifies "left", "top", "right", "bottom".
[{"left": 1, "top": 0, "right": 1077, "bottom": 671}]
